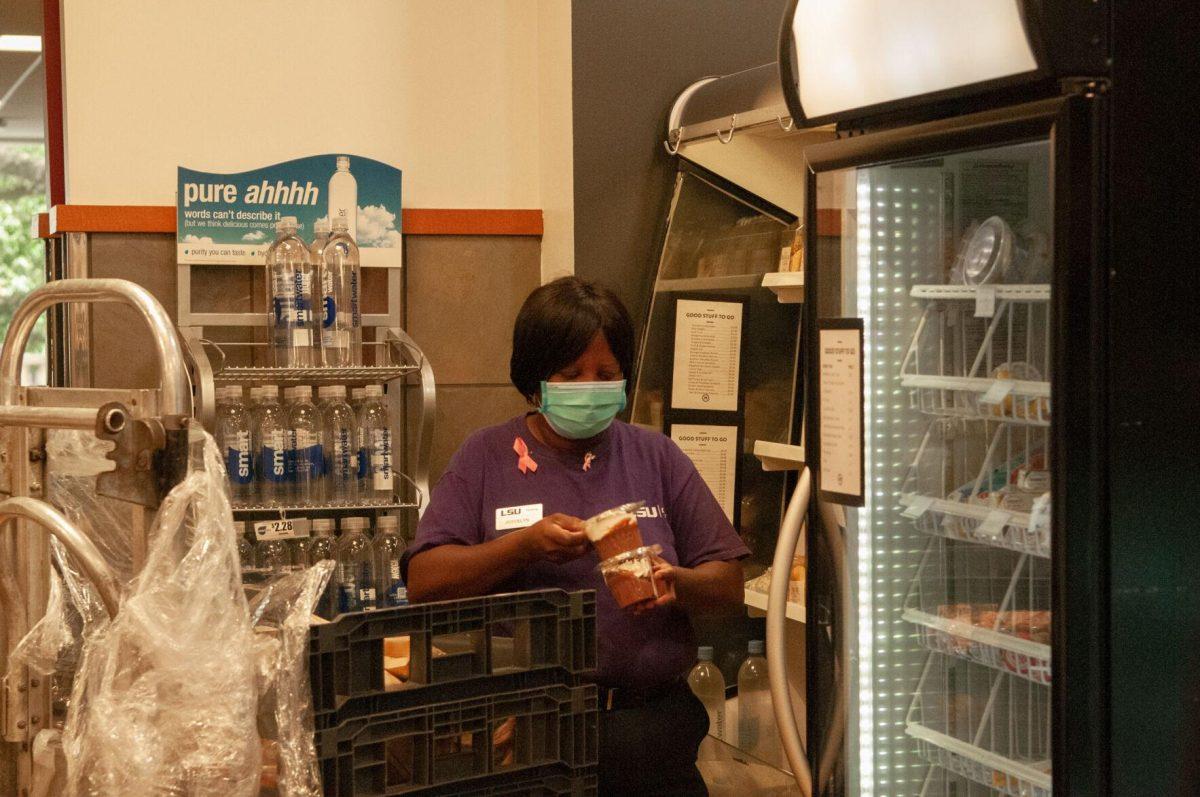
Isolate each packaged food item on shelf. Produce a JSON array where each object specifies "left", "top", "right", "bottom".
[
  {"left": 583, "top": 501, "right": 644, "bottom": 560},
  {"left": 985, "top": 362, "right": 1050, "bottom": 421}
]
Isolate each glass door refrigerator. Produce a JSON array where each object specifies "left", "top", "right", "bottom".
[{"left": 770, "top": 3, "right": 1109, "bottom": 796}]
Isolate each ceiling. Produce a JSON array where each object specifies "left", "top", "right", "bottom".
[{"left": 0, "top": 0, "right": 45, "bottom": 143}]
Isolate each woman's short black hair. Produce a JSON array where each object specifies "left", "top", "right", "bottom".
[{"left": 510, "top": 276, "right": 635, "bottom": 403}]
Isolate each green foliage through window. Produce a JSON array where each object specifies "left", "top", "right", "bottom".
[{"left": 0, "top": 143, "right": 47, "bottom": 353}]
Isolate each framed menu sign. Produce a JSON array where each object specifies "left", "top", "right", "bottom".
[
  {"left": 817, "top": 318, "right": 864, "bottom": 506},
  {"left": 669, "top": 297, "right": 745, "bottom": 413}
]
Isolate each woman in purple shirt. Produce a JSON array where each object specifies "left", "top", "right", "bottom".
[{"left": 406, "top": 277, "right": 748, "bottom": 795}]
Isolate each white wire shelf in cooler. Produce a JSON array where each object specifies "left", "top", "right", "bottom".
[
  {"left": 904, "top": 537, "right": 1052, "bottom": 685},
  {"left": 906, "top": 655, "right": 1052, "bottom": 796},
  {"left": 900, "top": 418, "right": 1051, "bottom": 558},
  {"left": 901, "top": 283, "right": 1052, "bottom": 426},
  {"left": 213, "top": 364, "right": 419, "bottom": 387}
]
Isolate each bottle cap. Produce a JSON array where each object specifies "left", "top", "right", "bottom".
[
  {"left": 748, "top": 640, "right": 764, "bottom": 655},
  {"left": 277, "top": 216, "right": 298, "bottom": 230},
  {"left": 284, "top": 385, "right": 312, "bottom": 401},
  {"left": 350, "top": 387, "right": 367, "bottom": 400},
  {"left": 364, "top": 384, "right": 384, "bottom": 398},
  {"left": 318, "top": 384, "right": 347, "bottom": 399},
  {"left": 259, "top": 385, "right": 279, "bottom": 398},
  {"left": 331, "top": 215, "right": 350, "bottom": 232},
  {"left": 336, "top": 155, "right": 350, "bottom": 170},
  {"left": 215, "top": 386, "right": 236, "bottom": 402},
  {"left": 341, "top": 516, "right": 370, "bottom": 532},
  {"left": 376, "top": 515, "right": 399, "bottom": 532},
  {"left": 697, "top": 646, "right": 714, "bottom": 662},
  {"left": 312, "top": 518, "right": 336, "bottom": 535},
  {"left": 314, "top": 218, "right": 330, "bottom": 235}
]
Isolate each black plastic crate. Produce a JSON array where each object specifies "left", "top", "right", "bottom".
[
  {"left": 316, "top": 683, "right": 598, "bottom": 797},
  {"left": 439, "top": 767, "right": 596, "bottom": 797},
  {"left": 309, "top": 590, "right": 596, "bottom": 729}
]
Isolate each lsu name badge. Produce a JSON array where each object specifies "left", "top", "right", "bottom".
[{"left": 495, "top": 503, "right": 543, "bottom": 533}]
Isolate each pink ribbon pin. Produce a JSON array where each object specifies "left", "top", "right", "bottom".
[
  {"left": 582, "top": 452, "right": 596, "bottom": 472},
  {"left": 513, "top": 437, "right": 538, "bottom": 474}
]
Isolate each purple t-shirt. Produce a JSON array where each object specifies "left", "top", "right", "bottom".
[{"left": 407, "top": 414, "right": 749, "bottom": 690}]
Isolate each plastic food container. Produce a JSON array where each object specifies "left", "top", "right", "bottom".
[
  {"left": 584, "top": 501, "right": 645, "bottom": 560},
  {"left": 597, "top": 544, "right": 663, "bottom": 609}
]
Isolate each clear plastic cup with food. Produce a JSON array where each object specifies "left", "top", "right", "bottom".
[
  {"left": 597, "top": 543, "right": 664, "bottom": 609},
  {"left": 583, "top": 501, "right": 645, "bottom": 560}
]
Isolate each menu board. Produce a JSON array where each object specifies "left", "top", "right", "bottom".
[
  {"left": 670, "top": 424, "right": 739, "bottom": 522},
  {"left": 818, "top": 319, "right": 864, "bottom": 506},
  {"left": 670, "top": 298, "right": 743, "bottom": 412}
]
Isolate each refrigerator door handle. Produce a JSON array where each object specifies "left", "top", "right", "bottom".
[{"left": 767, "top": 466, "right": 812, "bottom": 796}]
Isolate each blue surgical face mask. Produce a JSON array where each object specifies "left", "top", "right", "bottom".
[{"left": 538, "top": 380, "right": 627, "bottom": 440}]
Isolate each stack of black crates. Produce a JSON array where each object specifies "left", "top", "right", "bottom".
[{"left": 308, "top": 589, "right": 599, "bottom": 796}]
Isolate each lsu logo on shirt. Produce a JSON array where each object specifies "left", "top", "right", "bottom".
[{"left": 633, "top": 505, "right": 667, "bottom": 520}]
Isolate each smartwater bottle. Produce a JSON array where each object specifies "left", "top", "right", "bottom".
[
  {"left": 266, "top": 216, "right": 317, "bottom": 366},
  {"left": 334, "top": 516, "right": 375, "bottom": 612},
  {"left": 310, "top": 217, "right": 331, "bottom": 267},
  {"left": 737, "top": 640, "right": 779, "bottom": 764},
  {"left": 215, "top": 385, "right": 254, "bottom": 504},
  {"left": 688, "top": 646, "right": 726, "bottom": 741},
  {"left": 373, "top": 515, "right": 407, "bottom": 606},
  {"left": 237, "top": 522, "right": 256, "bottom": 576},
  {"left": 254, "top": 385, "right": 289, "bottom": 506},
  {"left": 321, "top": 216, "right": 362, "bottom": 366},
  {"left": 284, "top": 385, "right": 323, "bottom": 504},
  {"left": 357, "top": 384, "right": 393, "bottom": 501},
  {"left": 327, "top": 155, "right": 358, "bottom": 240},
  {"left": 319, "top": 385, "right": 357, "bottom": 504}
]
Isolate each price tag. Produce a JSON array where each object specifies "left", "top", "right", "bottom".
[
  {"left": 979, "top": 380, "right": 1014, "bottom": 406},
  {"left": 974, "top": 285, "right": 997, "bottom": 318},
  {"left": 901, "top": 495, "right": 935, "bottom": 519},
  {"left": 253, "top": 517, "right": 311, "bottom": 541},
  {"left": 975, "top": 509, "right": 1010, "bottom": 539}
]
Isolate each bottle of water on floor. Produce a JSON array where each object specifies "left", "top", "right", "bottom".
[
  {"left": 688, "top": 646, "right": 726, "bottom": 741},
  {"left": 254, "top": 385, "right": 289, "bottom": 506},
  {"left": 307, "top": 518, "right": 338, "bottom": 616},
  {"left": 285, "top": 385, "right": 323, "bottom": 504},
  {"left": 738, "top": 640, "right": 779, "bottom": 764},
  {"left": 215, "top": 385, "right": 253, "bottom": 504},
  {"left": 320, "top": 216, "right": 362, "bottom": 366},
  {"left": 266, "top": 217, "right": 317, "bottom": 366},
  {"left": 319, "top": 385, "right": 357, "bottom": 504},
  {"left": 373, "top": 515, "right": 407, "bottom": 606},
  {"left": 334, "top": 516, "right": 375, "bottom": 612},
  {"left": 357, "top": 385, "right": 393, "bottom": 501}
]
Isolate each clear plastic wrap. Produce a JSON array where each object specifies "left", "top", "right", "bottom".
[
  {"left": 248, "top": 562, "right": 334, "bottom": 797},
  {"left": 62, "top": 426, "right": 261, "bottom": 796},
  {"left": 45, "top": 429, "right": 133, "bottom": 584},
  {"left": 6, "top": 568, "right": 73, "bottom": 677}
]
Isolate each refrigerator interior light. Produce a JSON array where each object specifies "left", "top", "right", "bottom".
[
  {"left": 790, "top": 0, "right": 1037, "bottom": 120},
  {"left": 0, "top": 35, "right": 42, "bottom": 53}
]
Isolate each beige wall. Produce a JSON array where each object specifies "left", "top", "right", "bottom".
[{"left": 60, "top": 0, "right": 574, "bottom": 277}]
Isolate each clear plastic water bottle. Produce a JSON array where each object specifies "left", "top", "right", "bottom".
[
  {"left": 334, "top": 516, "right": 375, "bottom": 612},
  {"left": 320, "top": 216, "right": 362, "bottom": 366},
  {"left": 237, "top": 522, "right": 256, "bottom": 575},
  {"left": 349, "top": 387, "right": 366, "bottom": 417},
  {"left": 306, "top": 518, "right": 337, "bottom": 562},
  {"left": 266, "top": 216, "right": 318, "bottom": 367},
  {"left": 357, "top": 384, "right": 393, "bottom": 502},
  {"left": 258, "top": 537, "right": 292, "bottom": 574},
  {"left": 310, "top": 217, "right": 331, "bottom": 268},
  {"left": 327, "top": 155, "right": 358, "bottom": 240},
  {"left": 215, "top": 385, "right": 254, "bottom": 504},
  {"left": 319, "top": 384, "right": 358, "bottom": 504},
  {"left": 284, "top": 385, "right": 323, "bottom": 504},
  {"left": 688, "top": 646, "right": 726, "bottom": 741},
  {"left": 254, "top": 385, "right": 289, "bottom": 506},
  {"left": 373, "top": 515, "right": 407, "bottom": 607},
  {"left": 737, "top": 640, "right": 779, "bottom": 764}
]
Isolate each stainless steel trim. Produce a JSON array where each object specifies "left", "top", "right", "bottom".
[
  {"left": 0, "top": 406, "right": 98, "bottom": 430},
  {"left": 768, "top": 467, "right": 812, "bottom": 796},
  {"left": 63, "top": 233, "right": 91, "bottom": 388},
  {"left": 387, "top": 327, "right": 435, "bottom": 516},
  {"left": 0, "top": 279, "right": 192, "bottom": 420}
]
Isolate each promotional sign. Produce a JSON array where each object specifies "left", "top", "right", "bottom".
[
  {"left": 177, "top": 154, "right": 402, "bottom": 266},
  {"left": 817, "top": 318, "right": 865, "bottom": 506}
]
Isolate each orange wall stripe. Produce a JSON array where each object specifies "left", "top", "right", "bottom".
[{"left": 42, "top": 205, "right": 544, "bottom": 238}]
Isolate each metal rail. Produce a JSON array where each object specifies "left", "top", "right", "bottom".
[{"left": 0, "top": 280, "right": 192, "bottom": 422}]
